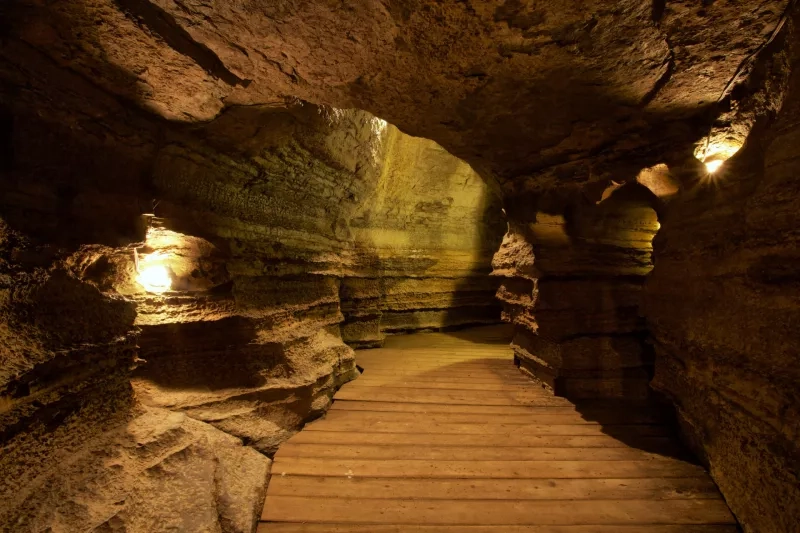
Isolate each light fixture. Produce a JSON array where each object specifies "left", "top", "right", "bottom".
[
  {"left": 136, "top": 264, "right": 172, "bottom": 293},
  {"left": 704, "top": 159, "right": 724, "bottom": 174},
  {"left": 134, "top": 249, "right": 172, "bottom": 293},
  {"left": 694, "top": 138, "right": 741, "bottom": 176}
]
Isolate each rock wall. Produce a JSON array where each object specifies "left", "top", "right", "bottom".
[
  {"left": 3, "top": 1, "right": 800, "bottom": 532},
  {"left": 0, "top": 35, "right": 502, "bottom": 530},
  {"left": 492, "top": 182, "right": 660, "bottom": 399},
  {"left": 644, "top": 16, "right": 800, "bottom": 532},
  {"left": 342, "top": 125, "right": 504, "bottom": 347},
  {"left": 127, "top": 107, "right": 501, "bottom": 451},
  {"left": 0, "top": 44, "right": 275, "bottom": 532}
]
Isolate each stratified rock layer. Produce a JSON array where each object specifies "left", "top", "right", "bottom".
[
  {"left": 0, "top": 35, "right": 502, "bottom": 530},
  {"left": 342, "top": 126, "right": 504, "bottom": 347},
  {"left": 2, "top": 1, "right": 800, "bottom": 532},
  {"left": 645, "top": 17, "right": 800, "bottom": 531},
  {"left": 492, "top": 183, "right": 659, "bottom": 399}
]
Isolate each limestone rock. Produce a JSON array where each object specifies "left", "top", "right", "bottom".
[
  {"left": 2, "top": 0, "right": 789, "bottom": 185},
  {"left": 1, "top": 406, "right": 270, "bottom": 533},
  {"left": 644, "top": 16, "right": 800, "bottom": 530},
  {"left": 2, "top": 1, "right": 800, "bottom": 532},
  {"left": 492, "top": 183, "right": 659, "bottom": 399}
]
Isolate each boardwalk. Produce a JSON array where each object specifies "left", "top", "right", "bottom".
[{"left": 259, "top": 326, "right": 736, "bottom": 532}]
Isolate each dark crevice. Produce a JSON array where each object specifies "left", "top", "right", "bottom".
[
  {"left": 0, "top": 106, "right": 12, "bottom": 172},
  {"left": 651, "top": 0, "right": 666, "bottom": 22}
]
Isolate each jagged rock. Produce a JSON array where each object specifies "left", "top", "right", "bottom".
[
  {"left": 1, "top": 406, "right": 270, "bottom": 533},
  {"left": 2, "top": 2, "right": 800, "bottom": 532},
  {"left": 491, "top": 183, "right": 659, "bottom": 399},
  {"left": 644, "top": 17, "right": 800, "bottom": 531},
  {"left": 2, "top": 0, "right": 789, "bottom": 184}
]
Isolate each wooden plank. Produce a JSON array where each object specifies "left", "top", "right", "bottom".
[
  {"left": 262, "top": 329, "right": 731, "bottom": 532},
  {"left": 260, "top": 525, "right": 739, "bottom": 533},
  {"left": 317, "top": 409, "right": 609, "bottom": 426},
  {"left": 356, "top": 354, "right": 514, "bottom": 361},
  {"left": 338, "top": 383, "right": 546, "bottom": 397},
  {"left": 358, "top": 366, "right": 525, "bottom": 374},
  {"left": 305, "top": 419, "right": 670, "bottom": 437},
  {"left": 262, "top": 496, "right": 735, "bottom": 525},
  {"left": 329, "top": 401, "right": 669, "bottom": 424},
  {"left": 266, "top": 475, "right": 721, "bottom": 501},
  {"left": 351, "top": 374, "right": 532, "bottom": 385},
  {"left": 333, "top": 387, "right": 569, "bottom": 406},
  {"left": 340, "top": 381, "right": 569, "bottom": 403},
  {"left": 270, "top": 457, "right": 707, "bottom": 479},
  {"left": 346, "top": 380, "right": 532, "bottom": 391},
  {"left": 284, "top": 431, "right": 676, "bottom": 449},
  {"left": 358, "top": 370, "right": 530, "bottom": 380},
  {"left": 358, "top": 356, "right": 513, "bottom": 363},
  {"left": 274, "top": 443, "right": 684, "bottom": 461},
  {"left": 329, "top": 401, "right": 581, "bottom": 415},
  {"left": 361, "top": 350, "right": 510, "bottom": 354},
  {"left": 357, "top": 356, "right": 511, "bottom": 363},
  {"left": 261, "top": 524, "right": 737, "bottom": 533},
  {"left": 357, "top": 360, "right": 512, "bottom": 367}
]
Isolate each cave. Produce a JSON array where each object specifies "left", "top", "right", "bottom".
[{"left": 1, "top": 1, "right": 799, "bottom": 532}]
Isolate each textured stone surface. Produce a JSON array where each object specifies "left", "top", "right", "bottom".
[
  {"left": 0, "top": 21, "right": 503, "bottom": 530},
  {"left": 2, "top": 0, "right": 789, "bottom": 184},
  {"left": 492, "top": 183, "right": 660, "bottom": 399},
  {"left": 2, "top": 1, "right": 800, "bottom": 532},
  {"left": 1, "top": 406, "right": 270, "bottom": 533},
  {"left": 644, "top": 15, "right": 800, "bottom": 532},
  {"left": 342, "top": 126, "right": 504, "bottom": 346}
]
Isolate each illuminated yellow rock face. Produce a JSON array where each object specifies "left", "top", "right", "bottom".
[
  {"left": 343, "top": 124, "right": 504, "bottom": 346},
  {"left": 108, "top": 106, "right": 501, "bottom": 465},
  {"left": 694, "top": 137, "right": 744, "bottom": 175}
]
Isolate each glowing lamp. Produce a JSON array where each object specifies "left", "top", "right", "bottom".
[
  {"left": 134, "top": 249, "right": 173, "bottom": 293},
  {"left": 704, "top": 159, "right": 724, "bottom": 174},
  {"left": 694, "top": 138, "right": 741, "bottom": 177},
  {"left": 137, "top": 264, "right": 172, "bottom": 293}
]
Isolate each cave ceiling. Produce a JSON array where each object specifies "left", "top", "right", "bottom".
[{"left": 3, "top": 0, "right": 791, "bottom": 187}]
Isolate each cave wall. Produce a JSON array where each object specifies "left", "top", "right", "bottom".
[
  {"left": 644, "top": 21, "right": 800, "bottom": 532},
  {"left": 0, "top": 43, "right": 276, "bottom": 531},
  {"left": 2, "top": 1, "right": 800, "bottom": 531},
  {"left": 128, "top": 104, "right": 501, "bottom": 450},
  {"left": 342, "top": 125, "right": 504, "bottom": 347},
  {"left": 492, "top": 182, "right": 660, "bottom": 399},
  {"left": 0, "top": 32, "right": 502, "bottom": 530}
]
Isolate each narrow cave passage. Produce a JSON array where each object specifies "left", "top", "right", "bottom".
[{"left": 2, "top": 2, "right": 800, "bottom": 532}]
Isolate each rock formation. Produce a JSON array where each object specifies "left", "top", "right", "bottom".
[
  {"left": 1, "top": 0, "right": 799, "bottom": 532},
  {"left": 0, "top": 13, "right": 503, "bottom": 529},
  {"left": 342, "top": 125, "right": 504, "bottom": 347},
  {"left": 493, "top": 181, "right": 661, "bottom": 399},
  {"left": 645, "top": 17, "right": 800, "bottom": 530}
]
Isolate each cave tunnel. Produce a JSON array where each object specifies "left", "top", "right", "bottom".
[{"left": 1, "top": 1, "right": 799, "bottom": 532}]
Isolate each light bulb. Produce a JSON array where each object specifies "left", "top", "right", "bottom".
[
  {"left": 137, "top": 264, "right": 172, "bottom": 293},
  {"left": 704, "top": 160, "right": 724, "bottom": 173}
]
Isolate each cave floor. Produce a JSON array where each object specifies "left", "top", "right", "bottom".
[{"left": 259, "top": 326, "right": 736, "bottom": 532}]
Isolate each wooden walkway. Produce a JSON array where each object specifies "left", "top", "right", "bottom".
[{"left": 259, "top": 326, "right": 736, "bottom": 532}]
